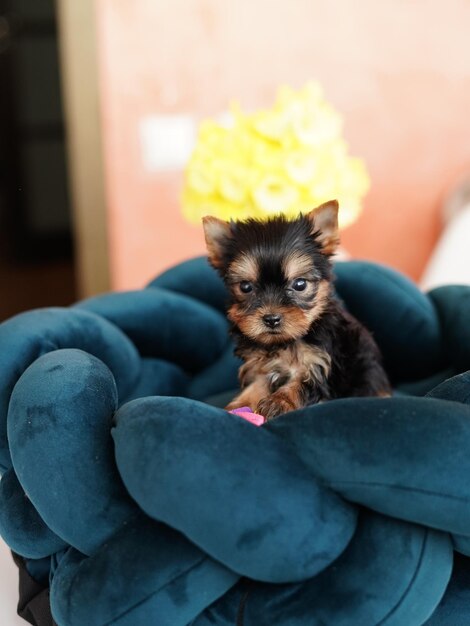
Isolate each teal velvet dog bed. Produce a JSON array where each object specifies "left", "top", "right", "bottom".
[{"left": 1, "top": 257, "right": 470, "bottom": 625}]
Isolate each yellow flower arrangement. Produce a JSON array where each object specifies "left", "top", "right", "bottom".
[{"left": 182, "top": 83, "right": 370, "bottom": 229}]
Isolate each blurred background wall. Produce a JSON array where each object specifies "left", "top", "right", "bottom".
[{"left": 95, "top": 0, "right": 470, "bottom": 290}]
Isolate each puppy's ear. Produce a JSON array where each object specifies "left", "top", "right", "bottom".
[
  {"left": 306, "top": 200, "right": 339, "bottom": 255},
  {"left": 202, "top": 216, "right": 233, "bottom": 269}
]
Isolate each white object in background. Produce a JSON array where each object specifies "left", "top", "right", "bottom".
[
  {"left": 0, "top": 540, "right": 25, "bottom": 625},
  {"left": 335, "top": 246, "right": 352, "bottom": 262},
  {"left": 139, "top": 115, "right": 196, "bottom": 172},
  {"left": 421, "top": 202, "right": 470, "bottom": 292}
]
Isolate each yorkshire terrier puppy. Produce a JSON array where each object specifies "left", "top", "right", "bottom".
[{"left": 203, "top": 200, "right": 391, "bottom": 420}]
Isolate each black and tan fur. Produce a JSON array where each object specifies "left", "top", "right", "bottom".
[{"left": 203, "top": 200, "right": 391, "bottom": 420}]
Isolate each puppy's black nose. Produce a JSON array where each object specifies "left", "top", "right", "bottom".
[{"left": 263, "top": 313, "right": 282, "bottom": 329}]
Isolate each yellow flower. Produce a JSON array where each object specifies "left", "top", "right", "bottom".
[
  {"left": 218, "top": 164, "right": 249, "bottom": 204},
  {"left": 252, "top": 110, "right": 290, "bottom": 142},
  {"left": 284, "top": 150, "right": 317, "bottom": 186},
  {"left": 252, "top": 174, "right": 299, "bottom": 214},
  {"left": 186, "top": 162, "right": 216, "bottom": 196},
  {"left": 181, "top": 82, "right": 369, "bottom": 227}
]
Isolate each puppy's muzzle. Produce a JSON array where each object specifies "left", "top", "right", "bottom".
[{"left": 263, "top": 313, "right": 282, "bottom": 329}]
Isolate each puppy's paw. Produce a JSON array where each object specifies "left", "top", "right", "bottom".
[
  {"left": 377, "top": 390, "right": 392, "bottom": 398},
  {"left": 257, "top": 396, "right": 294, "bottom": 420},
  {"left": 225, "top": 400, "right": 245, "bottom": 412}
]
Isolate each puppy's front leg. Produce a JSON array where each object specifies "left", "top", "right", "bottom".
[
  {"left": 257, "top": 381, "right": 307, "bottom": 420},
  {"left": 225, "top": 377, "right": 269, "bottom": 412}
]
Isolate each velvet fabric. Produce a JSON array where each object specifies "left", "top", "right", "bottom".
[
  {"left": 333, "top": 261, "right": 444, "bottom": 382},
  {"left": 425, "top": 555, "right": 470, "bottom": 625},
  {"left": 50, "top": 515, "right": 237, "bottom": 626},
  {"left": 266, "top": 396, "right": 470, "bottom": 537},
  {"left": 0, "top": 469, "right": 67, "bottom": 559},
  {"left": 7, "top": 349, "right": 136, "bottom": 555},
  {"left": 0, "top": 308, "right": 141, "bottom": 472},
  {"left": 193, "top": 512, "right": 452, "bottom": 626},
  {"left": 0, "top": 257, "right": 470, "bottom": 625},
  {"left": 113, "top": 396, "right": 357, "bottom": 583}
]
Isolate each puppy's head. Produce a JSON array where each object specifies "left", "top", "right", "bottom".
[{"left": 203, "top": 200, "right": 339, "bottom": 345}]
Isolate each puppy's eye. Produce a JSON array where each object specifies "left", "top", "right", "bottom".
[
  {"left": 292, "top": 278, "right": 307, "bottom": 291},
  {"left": 239, "top": 281, "right": 254, "bottom": 294}
]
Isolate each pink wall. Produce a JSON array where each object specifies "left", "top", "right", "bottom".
[{"left": 97, "top": 0, "right": 470, "bottom": 290}]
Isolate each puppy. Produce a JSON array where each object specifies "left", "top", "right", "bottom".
[{"left": 203, "top": 200, "right": 391, "bottom": 420}]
